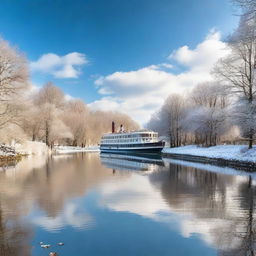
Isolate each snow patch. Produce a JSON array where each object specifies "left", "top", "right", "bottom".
[
  {"left": 54, "top": 146, "right": 100, "bottom": 154},
  {"left": 0, "top": 145, "right": 16, "bottom": 156},
  {"left": 162, "top": 145, "right": 256, "bottom": 163},
  {"left": 15, "top": 141, "right": 48, "bottom": 155}
]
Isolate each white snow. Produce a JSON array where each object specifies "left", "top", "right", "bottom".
[
  {"left": 0, "top": 141, "right": 49, "bottom": 157},
  {"left": 54, "top": 146, "right": 100, "bottom": 154},
  {"left": 15, "top": 141, "right": 49, "bottom": 155},
  {"left": 162, "top": 145, "right": 256, "bottom": 163},
  {"left": 0, "top": 142, "right": 99, "bottom": 157},
  {"left": 0, "top": 145, "right": 16, "bottom": 156}
]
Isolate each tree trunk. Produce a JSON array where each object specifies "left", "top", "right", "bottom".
[
  {"left": 249, "top": 131, "right": 253, "bottom": 149},
  {"left": 45, "top": 121, "right": 49, "bottom": 146},
  {"left": 73, "top": 139, "right": 77, "bottom": 147}
]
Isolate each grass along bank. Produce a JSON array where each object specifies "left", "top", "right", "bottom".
[{"left": 0, "top": 145, "right": 22, "bottom": 165}]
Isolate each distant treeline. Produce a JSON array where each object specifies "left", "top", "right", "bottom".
[{"left": 0, "top": 40, "right": 138, "bottom": 147}]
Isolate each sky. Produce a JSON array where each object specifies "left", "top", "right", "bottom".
[{"left": 0, "top": 0, "right": 239, "bottom": 125}]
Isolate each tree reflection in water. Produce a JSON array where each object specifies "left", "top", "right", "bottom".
[
  {"left": 0, "top": 153, "right": 255, "bottom": 255},
  {"left": 0, "top": 187, "right": 32, "bottom": 256},
  {"left": 218, "top": 175, "right": 256, "bottom": 256},
  {"left": 0, "top": 153, "right": 111, "bottom": 255},
  {"left": 0, "top": 211, "right": 31, "bottom": 256},
  {"left": 149, "top": 163, "right": 256, "bottom": 256}
]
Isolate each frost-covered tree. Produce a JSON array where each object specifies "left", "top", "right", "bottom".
[
  {"left": 147, "top": 94, "right": 188, "bottom": 147},
  {"left": 232, "top": 0, "right": 256, "bottom": 17},
  {"left": 232, "top": 97, "right": 256, "bottom": 142},
  {"left": 148, "top": 82, "right": 231, "bottom": 147},
  {"left": 48, "top": 118, "right": 73, "bottom": 146},
  {"left": 214, "top": 11, "right": 256, "bottom": 148},
  {"left": 22, "top": 101, "right": 44, "bottom": 141},
  {"left": 33, "top": 82, "right": 69, "bottom": 146},
  {"left": 62, "top": 99, "right": 89, "bottom": 146},
  {"left": 184, "top": 82, "right": 230, "bottom": 146},
  {"left": 162, "top": 94, "right": 187, "bottom": 147}
]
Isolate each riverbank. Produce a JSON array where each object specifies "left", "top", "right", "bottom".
[
  {"left": 0, "top": 141, "right": 49, "bottom": 167},
  {"left": 0, "top": 144, "right": 22, "bottom": 166},
  {"left": 54, "top": 145, "right": 100, "bottom": 154},
  {"left": 0, "top": 142, "right": 100, "bottom": 167},
  {"left": 162, "top": 145, "right": 256, "bottom": 171}
]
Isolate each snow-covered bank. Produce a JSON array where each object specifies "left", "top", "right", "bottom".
[
  {"left": 0, "top": 145, "right": 16, "bottom": 156},
  {"left": 0, "top": 141, "right": 49, "bottom": 163},
  {"left": 0, "top": 144, "right": 21, "bottom": 164},
  {"left": 0, "top": 142, "right": 100, "bottom": 164},
  {"left": 162, "top": 145, "right": 256, "bottom": 163},
  {"left": 54, "top": 146, "right": 100, "bottom": 154},
  {"left": 15, "top": 141, "right": 48, "bottom": 155}
]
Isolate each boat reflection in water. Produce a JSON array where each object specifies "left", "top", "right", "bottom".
[
  {"left": 1, "top": 152, "right": 256, "bottom": 255},
  {"left": 100, "top": 153, "right": 164, "bottom": 172}
]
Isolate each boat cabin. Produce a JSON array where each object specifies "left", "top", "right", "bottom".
[{"left": 101, "top": 131, "right": 159, "bottom": 145}]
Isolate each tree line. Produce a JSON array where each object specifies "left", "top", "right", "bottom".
[
  {"left": 148, "top": 0, "right": 256, "bottom": 149},
  {"left": 0, "top": 39, "right": 139, "bottom": 147}
]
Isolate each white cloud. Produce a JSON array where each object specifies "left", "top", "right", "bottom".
[
  {"left": 90, "top": 30, "right": 230, "bottom": 125},
  {"left": 32, "top": 202, "right": 94, "bottom": 232},
  {"left": 97, "top": 165, "right": 248, "bottom": 251},
  {"left": 169, "top": 30, "right": 229, "bottom": 71},
  {"left": 31, "top": 52, "right": 88, "bottom": 79},
  {"left": 88, "top": 97, "right": 121, "bottom": 111},
  {"left": 64, "top": 93, "right": 75, "bottom": 101},
  {"left": 98, "top": 173, "right": 171, "bottom": 220}
]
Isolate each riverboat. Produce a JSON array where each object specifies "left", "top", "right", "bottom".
[{"left": 100, "top": 122, "right": 165, "bottom": 154}]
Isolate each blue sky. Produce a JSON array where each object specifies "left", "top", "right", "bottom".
[{"left": 0, "top": 0, "right": 239, "bottom": 124}]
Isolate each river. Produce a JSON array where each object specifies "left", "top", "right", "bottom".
[{"left": 0, "top": 152, "right": 255, "bottom": 256}]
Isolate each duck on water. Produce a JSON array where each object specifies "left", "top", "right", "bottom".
[{"left": 100, "top": 122, "right": 165, "bottom": 154}]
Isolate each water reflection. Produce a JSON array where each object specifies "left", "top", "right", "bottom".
[
  {"left": 0, "top": 209, "right": 31, "bottom": 256},
  {"left": 100, "top": 153, "right": 164, "bottom": 172},
  {"left": 149, "top": 162, "right": 256, "bottom": 256},
  {"left": 0, "top": 153, "right": 112, "bottom": 255},
  {"left": 0, "top": 153, "right": 255, "bottom": 255}
]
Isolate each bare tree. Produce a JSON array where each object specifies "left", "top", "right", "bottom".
[
  {"left": 214, "top": 13, "right": 256, "bottom": 148},
  {"left": 232, "top": 0, "right": 256, "bottom": 16},
  {"left": 62, "top": 99, "right": 89, "bottom": 146},
  {"left": 185, "top": 82, "right": 230, "bottom": 146},
  {"left": 163, "top": 94, "right": 187, "bottom": 147},
  {"left": 147, "top": 94, "right": 188, "bottom": 147},
  {"left": 86, "top": 111, "right": 139, "bottom": 146},
  {"left": 0, "top": 38, "right": 29, "bottom": 128},
  {"left": 147, "top": 82, "right": 231, "bottom": 147},
  {"left": 33, "top": 82, "right": 66, "bottom": 146}
]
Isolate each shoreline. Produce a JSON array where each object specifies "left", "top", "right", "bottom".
[
  {"left": 54, "top": 146, "right": 100, "bottom": 154},
  {"left": 0, "top": 154, "right": 23, "bottom": 167},
  {"left": 2, "top": 143, "right": 256, "bottom": 172},
  {"left": 162, "top": 145, "right": 256, "bottom": 172},
  {"left": 162, "top": 152, "right": 256, "bottom": 171}
]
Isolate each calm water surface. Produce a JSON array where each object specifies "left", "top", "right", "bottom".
[{"left": 0, "top": 152, "right": 255, "bottom": 256}]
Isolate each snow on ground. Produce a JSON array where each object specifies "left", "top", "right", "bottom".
[
  {"left": 54, "top": 146, "right": 100, "bottom": 154},
  {"left": 0, "top": 145, "right": 16, "bottom": 156},
  {"left": 15, "top": 141, "right": 48, "bottom": 155},
  {"left": 162, "top": 145, "right": 256, "bottom": 163}
]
